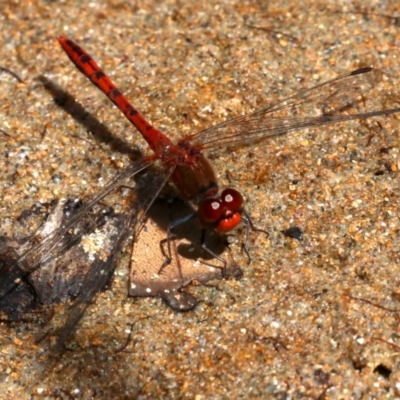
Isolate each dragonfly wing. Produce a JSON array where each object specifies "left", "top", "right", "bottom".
[
  {"left": 47, "top": 210, "right": 136, "bottom": 353},
  {"left": 190, "top": 68, "right": 400, "bottom": 150},
  {"left": 0, "top": 156, "right": 156, "bottom": 300},
  {"left": 49, "top": 161, "right": 175, "bottom": 352}
]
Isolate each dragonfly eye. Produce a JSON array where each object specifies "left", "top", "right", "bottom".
[
  {"left": 198, "top": 198, "right": 224, "bottom": 223},
  {"left": 221, "top": 188, "right": 243, "bottom": 211}
]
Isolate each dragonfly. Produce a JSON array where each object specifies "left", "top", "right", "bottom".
[
  {"left": 56, "top": 37, "right": 400, "bottom": 242},
  {"left": 1, "top": 37, "right": 400, "bottom": 343},
  {"left": 55, "top": 36, "right": 400, "bottom": 268}
]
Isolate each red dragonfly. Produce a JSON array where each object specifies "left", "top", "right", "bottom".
[
  {"left": 6, "top": 37, "right": 400, "bottom": 291},
  {"left": 55, "top": 37, "right": 400, "bottom": 263}
]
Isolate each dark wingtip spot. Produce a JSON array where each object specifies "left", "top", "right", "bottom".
[{"left": 350, "top": 67, "right": 373, "bottom": 76}]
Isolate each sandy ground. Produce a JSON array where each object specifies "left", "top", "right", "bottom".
[{"left": 1, "top": 0, "right": 400, "bottom": 398}]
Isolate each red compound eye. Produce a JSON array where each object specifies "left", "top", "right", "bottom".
[
  {"left": 221, "top": 188, "right": 243, "bottom": 211},
  {"left": 198, "top": 188, "right": 244, "bottom": 232},
  {"left": 198, "top": 198, "right": 223, "bottom": 223}
]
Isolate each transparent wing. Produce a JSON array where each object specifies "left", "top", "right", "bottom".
[
  {"left": 0, "top": 156, "right": 157, "bottom": 299},
  {"left": 190, "top": 68, "right": 400, "bottom": 149},
  {"left": 50, "top": 161, "right": 175, "bottom": 352}
]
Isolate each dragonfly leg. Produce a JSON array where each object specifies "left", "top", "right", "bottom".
[
  {"left": 158, "top": 212, "right": 197, "bottom": 275},
  {"left": 199, "top": 229, "right": 229, "bottom": 278},
  {"left": 242, "top": 210, "right": 269, "bottom": 263}
]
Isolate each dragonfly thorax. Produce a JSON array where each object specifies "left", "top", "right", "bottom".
[{"left": 168, "top": 139, "right": 219, "bottom": 201}]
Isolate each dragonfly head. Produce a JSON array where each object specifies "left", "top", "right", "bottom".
[{"left": 198, "top": 188, "right": 243, "bottom": 233}]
